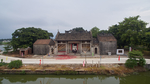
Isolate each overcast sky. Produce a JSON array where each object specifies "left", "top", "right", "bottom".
[{"left": 0, "top": 0, "right": 150, "bottom": 39}]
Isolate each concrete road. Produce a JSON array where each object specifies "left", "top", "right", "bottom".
[{"left": 1, "top": 55, "right": 150, "bottom": 64}]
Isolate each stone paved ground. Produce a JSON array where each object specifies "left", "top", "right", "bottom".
[
  {"left": 30, "top": 54, "right": 128, "bottom": 59},
  {"left": 1, "top": 55, "right": 150, "bottom": 64}
]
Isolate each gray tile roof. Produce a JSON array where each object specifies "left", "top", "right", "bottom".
[
  {"left": 93, "top": 38, "right": 99, "bottom": 45},
  {"left": 33, "top": 39, "right": 55, "bottom": 45},
  {"left": 55, "top": 31, "right": 92, "bottom": 41},
  {"left": 97, "top": 34, "right": 117, "bottom": 42}
]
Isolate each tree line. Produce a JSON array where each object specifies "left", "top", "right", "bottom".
[
  {"left": 91, "top": 15, "right": 150, "bottom": 50},
  {"left": 0, "top": 39, "right": 11, "bottom": 45},
  {"left": 9, "top": 15, "right": 150, "bottom": 52}
]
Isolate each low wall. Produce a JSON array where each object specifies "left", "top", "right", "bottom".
[{"left": 0, "top": 69, "right": 98, "bottom": 75}]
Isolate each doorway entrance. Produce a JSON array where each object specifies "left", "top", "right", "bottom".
[
  {"left": 51, "top": 48, "right": 54, "bottom": 54},
  {"left": 72, "top": 44, "right": 77, "bottom": 50},
  {"left": 95, "top": 48, "right": 97, "bottom": 54},
  {"left": 72, "top": 43, "right": 77, "bottom": 53}
]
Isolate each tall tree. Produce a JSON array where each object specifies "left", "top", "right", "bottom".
[
  {"left": 118, "top": 15, "right": 147, "bottom": 47},
  {"left": 90, "top": 27, "right": 100, "bottom": 38},
  {"left": 141, "top": 27, "right": 150, "bottom": 50},
  {"left": 11, "top": 27, "right": 53, "bottom": 51},
  {"left": 108, "top": 24, "right": 124, "bottom": 48}
]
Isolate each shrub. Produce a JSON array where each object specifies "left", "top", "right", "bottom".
[
  {"left": 0, "top": 62, "right": 8, "bottom": 66},
  {"left": 3, "top": 52, "right": 8, "bottom": 54},
  {"left": 8, "top": 60, "right": 22, "bottom": 69},
  {"left": 1, "top": 59, "right": 3, "bottom": 63},
  {"left": 138, "top": 58, "right": 146, "bottom": 67},
  {"left": 125, "top": 59, "right": 137, "bottom": 68},
  {"left": 0, "top": 59, "right": 8, "bottom": 66},
  {"left": 128, "top": 50, "right": 143, "bottom": 59},
  {"left": 0, "top": 63, "right": 2, "bottom": 66},
  {"left": 125, "top": 50, "right": 146, "bottom": 68}
]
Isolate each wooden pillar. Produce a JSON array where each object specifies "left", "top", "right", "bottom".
[{"left": 54, "top": 42, "right": 58, "bottom": 54}]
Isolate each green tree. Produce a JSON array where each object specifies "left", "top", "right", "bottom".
[
  {"left": 72, "top": 27, "right": 85, "bottom": 32},
  {"left": 145, "top": 27, "right": 150, "bottom": 32},
  {"left": 118, "top": 15, "right": 147, "bottom": 47},
  {"left": 3, "top": 45, "right": 12, "bottom": 54},
  {"left": 141, "top": 27, "right": 150, "bottom": 50},
  {"left": 90, "top": 27, "right": 100, "bottom": 38},
  {"left": 2, "top": 42, "right": 12, "bottom": 54},
  {"left": 98, "top": 30, "right": 109, "bottom": 34},
  {"left": 108, "top": 24, "right": 124, "bottom": 48},
  {"left": 11, "top": 27, "right": 53, "bottom": 51},
  {"left": 0, "top": 41, "right": 2, "bottom": 45}
]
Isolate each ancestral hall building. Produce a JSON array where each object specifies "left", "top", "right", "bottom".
[
  {"left": 54, "top": 30, "right": 117, "bottom": 55},
  {"left": 55, "top": 30, "right": 93, "bottom": 55},
  {"left": 33, "top": 29, "right": 117, "bottom": 55}
]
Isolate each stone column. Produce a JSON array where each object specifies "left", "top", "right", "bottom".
[
  {"left": 98, "top": 46, "right": 100, "bottom": 55},
  {"left": 90, "top": 41, "right": 92, "bottom": 55},
  {"left": 91, "top": 47, "right": 94, "bottom": 55},
  {"left": 54, "top": 42, "right": 58, "bottom": 55},
  {"left": 49, "top": 45, "right": 51, "bottom": 54}
]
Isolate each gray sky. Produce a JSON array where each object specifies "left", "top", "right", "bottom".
[{"left": 0, "top": 0, "right": 150, "bottom": 39}]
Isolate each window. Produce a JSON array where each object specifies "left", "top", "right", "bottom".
[
  {"left": 58, "top": 44, "right": 66, "bottom": 52},
  {"left": 82, "top": 44, "right": 90, "bottom": 52}
]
